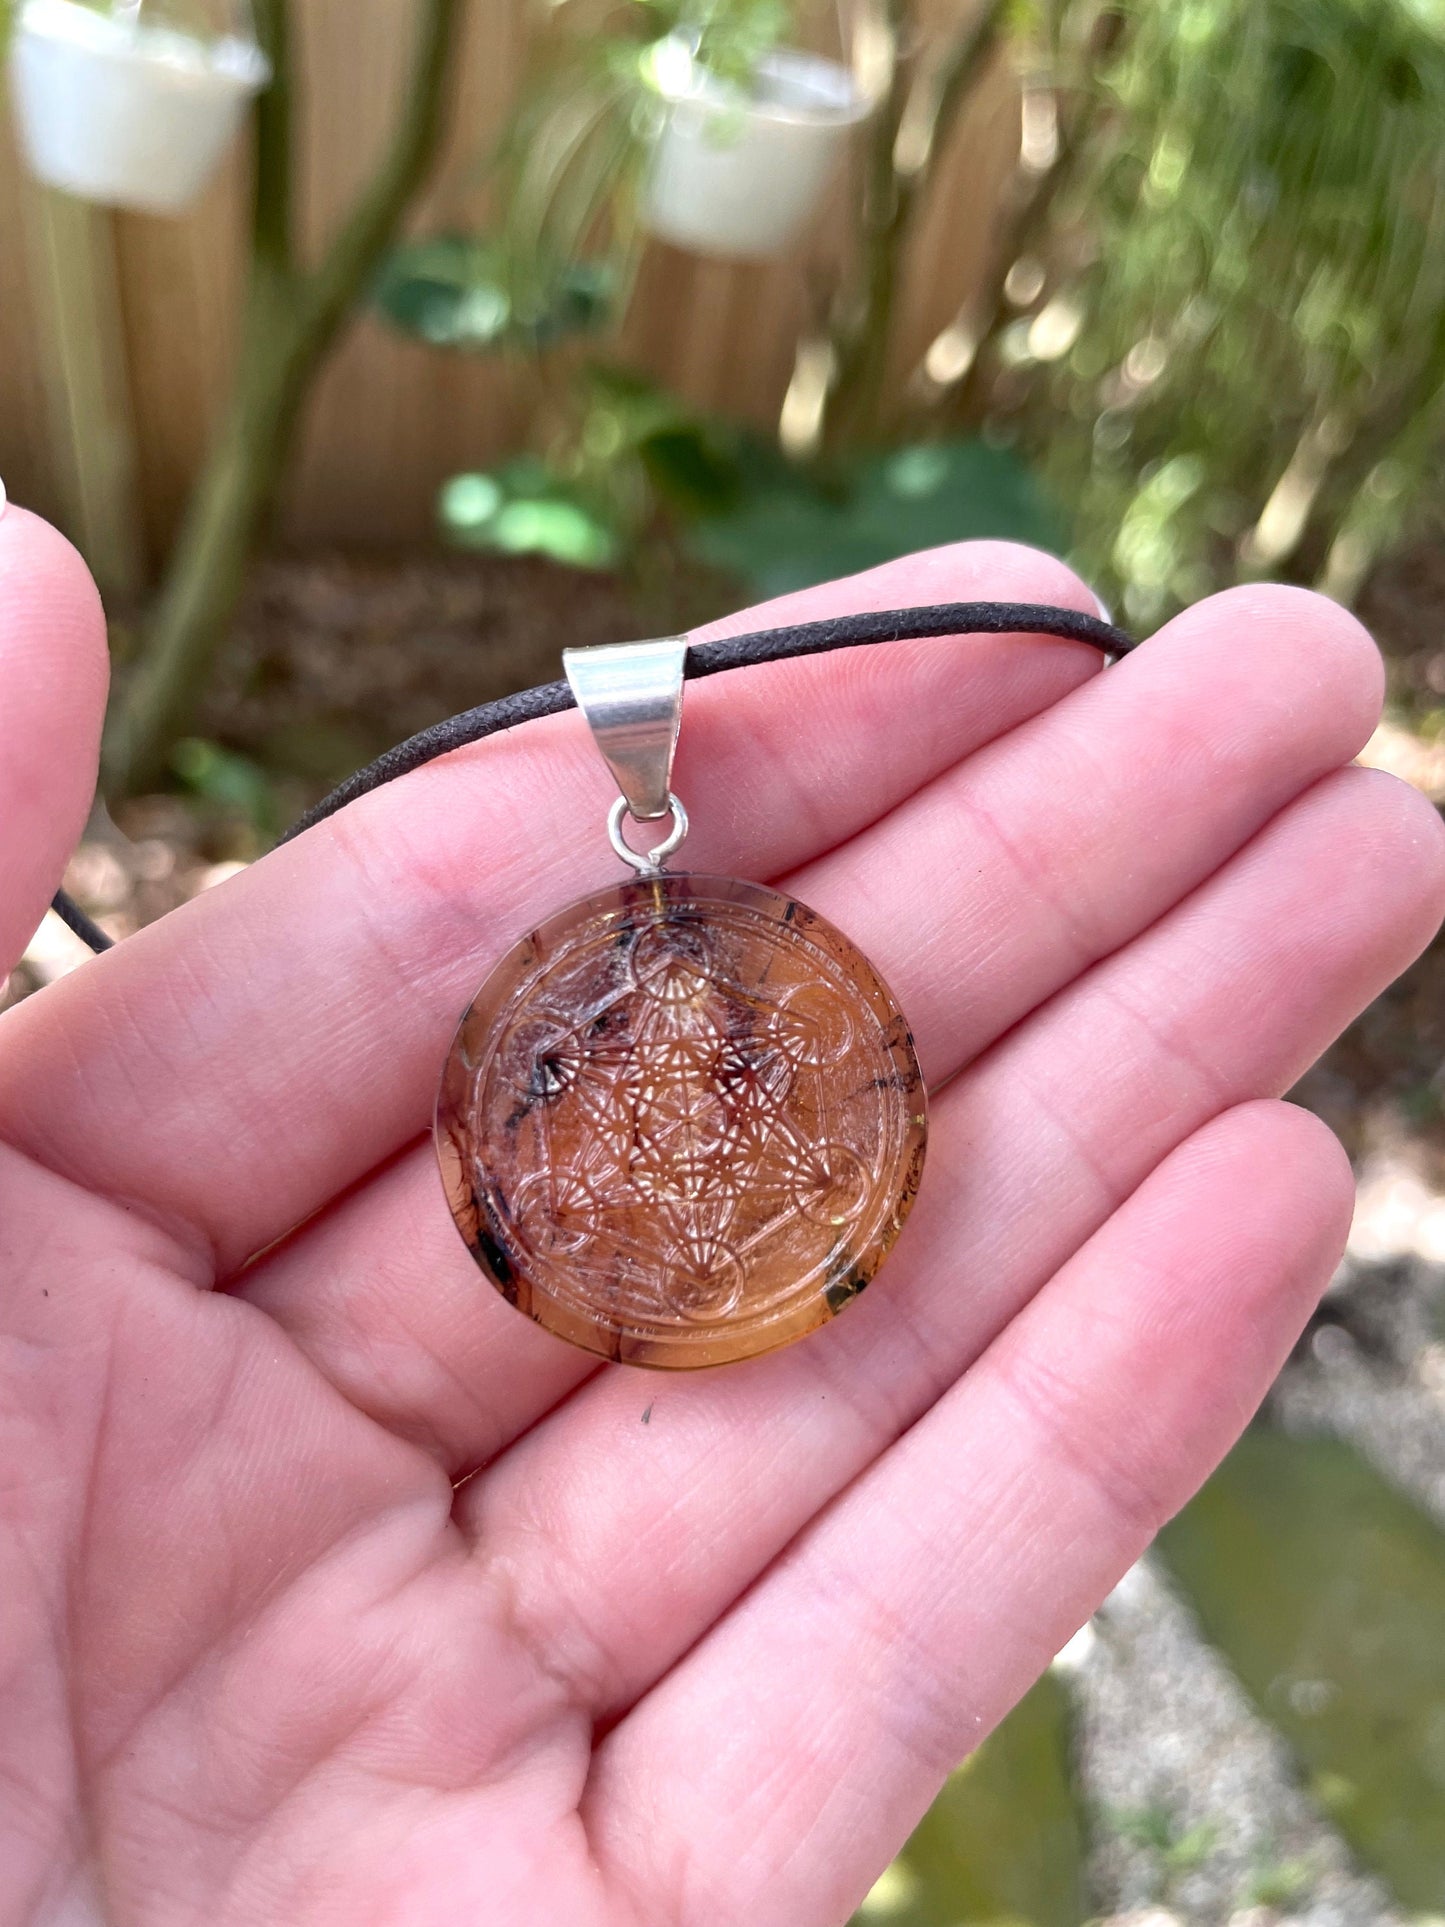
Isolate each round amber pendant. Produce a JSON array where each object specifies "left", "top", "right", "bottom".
[{"left": 436, "top": 874, "right": 927, "bottom": 1368}]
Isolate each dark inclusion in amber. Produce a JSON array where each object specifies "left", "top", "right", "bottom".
[{"left": 435, "top": 874, "right": 927, "bottom": 1369}]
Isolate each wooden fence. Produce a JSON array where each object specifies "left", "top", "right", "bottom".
[{"left": 0, "top": 0, "right": 1015, "bottom": 586}]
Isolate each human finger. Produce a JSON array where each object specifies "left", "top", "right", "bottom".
[
  {"left": 583, "top": 1100, "right": 1354, "bottom": 1927},
  {"left": 0, "top": 506, "right": 107, "bottom": 977}
]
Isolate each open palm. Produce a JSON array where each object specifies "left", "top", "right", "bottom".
[{"left": 3, "top": 507, "right": 1442, "bottom": 1927}]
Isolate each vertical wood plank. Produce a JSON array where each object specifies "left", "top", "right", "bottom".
[
  {"left": 19, "top": 184, "right": 147, "bottom": 604},
  {"left": 111, "top": 139, "right": 247, "bottom": 560}
]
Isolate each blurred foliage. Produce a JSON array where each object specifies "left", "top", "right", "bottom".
[
  {"left": 438, "top": 362, "right": 742, "bottom": 568},
  {"left": 1157, "top": 1427, "right": 1445, "bottom": 1910},
  {"left": 990, "top": 0, "right": 1445, "bottom": 625},
  {"left": 373, "top": 235, "right": 616, "bottom": 351},
  {"left": 432, "top": 357, "right": 1056, "bottom": 594},
  {"left": 688, "top": 438, "right": 1061, "bottom": 598},
  {"left": 849, "top": 1673, "right": 1086, "bottom": 1927},
  {"left": 441, "top": 461, "right": 622, "bottom": 569},
  {"left": 1106, "top": 1803, "right": 1217, "bottom": 1905},
  {"left": 169, "top": 737, "right": 283, "bottom": 839},
  {"left": 1243, "top": 1853, "right": 1317, "bottom": 1911},
  {"left": 638, "top": 0, "right": 792, "bottom": 86}
]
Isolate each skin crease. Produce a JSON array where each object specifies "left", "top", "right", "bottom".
[{"left": 0, "top": 506, "right": 1443, "bottom": 1926}]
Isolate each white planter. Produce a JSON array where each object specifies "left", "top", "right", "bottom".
[
  {"left": 8, "top": 0, "right": 269, "bottom": 215},
  {"left": 642, "top": 48, "right": 870, "bottom": 260}
]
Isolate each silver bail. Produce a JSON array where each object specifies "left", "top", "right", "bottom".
[{"left": 563, "top": 636, "right": 687, "bottom": 823}]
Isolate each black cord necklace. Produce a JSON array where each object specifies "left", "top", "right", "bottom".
[
  {"left": 53, "top": 599, "right": 1130, "bottom": 952},
  {"left": 45, "top": 597, "right": 1135, "bottom": 1373}
]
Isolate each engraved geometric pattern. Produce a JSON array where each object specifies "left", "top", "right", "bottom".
[{"left": 436, "top": 874, "right": 928, "bottom": 1370}]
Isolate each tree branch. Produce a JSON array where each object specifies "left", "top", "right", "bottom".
[
  {"left": 102, "top": 0, "right": 467, "bottom": 795},
  {"left": 821, "top": 0, "right": 1009, "bottom": 451},
  {"left": 930, "top": 0, "right": 1008, "bottom": 153},
  {"left": 251, "top": 0, "right": 294, "bottom": 278},
  {"left": 938, "top": 5, "right": 1122, "bottom": 432},
  {"left": 296, "top": 0, "right": 463, "bottom": 351}
]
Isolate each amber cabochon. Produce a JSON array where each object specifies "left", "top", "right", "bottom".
[{"left": 436, "top": 873, "right": 927, "bottom": 1369}]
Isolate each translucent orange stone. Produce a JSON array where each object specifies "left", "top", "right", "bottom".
[{"left": 436, "top": 874, "right": 927, "bottom": 1369}]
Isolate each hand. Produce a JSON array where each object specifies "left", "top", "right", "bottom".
[{"left": 2, "top": 506, "right": 1441, "bottom": 1927}]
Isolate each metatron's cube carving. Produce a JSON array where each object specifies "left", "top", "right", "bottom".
[{"left": 437, "top": 875, "right": 927, "bottom": 1369}]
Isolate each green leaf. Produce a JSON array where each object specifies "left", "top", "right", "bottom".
[
  {"left": 850, "top": 1672, "right": 1087, "bottom": 1927},
  {"left": 637, "top": 425, "right": 744, "bottom": 517},
  {"left": 687, "top": 440, "right": 1064, "bottom": 599},
  {"left": 169, "top": 738, "right": 280, "bottom": 836},
  {"left": 578, "top": 361, "right": 709, "bottom": 447},
  {"left": 1158, "top": 1428, "right": 1445, "bottom": 1911},
  {"left": 372, "top": 235, "right": 615, "bottom": 353},
  {"left": 488, "top": 497, "right": 617, "bottom": 568},
  {"left": 438, "top": 464, "right": 620, "bottom": 570},
  {"left": 638, "top": 0, "right": 794, "bottom": 90}
]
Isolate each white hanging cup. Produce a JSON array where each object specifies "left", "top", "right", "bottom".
[
  {"left": 641, "top": 43, "right": 871, "bottom": 260},
  {"left": 8, "top": 0, "right": 270, "bottom": 216}
]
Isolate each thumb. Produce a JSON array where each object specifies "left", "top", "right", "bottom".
[{"left": 0, "top": 496, "right": 109, "bottom": 980}]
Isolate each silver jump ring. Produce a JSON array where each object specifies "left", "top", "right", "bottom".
[{"left": 608, "top": 793, "right": 689, "bottom": 875}]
